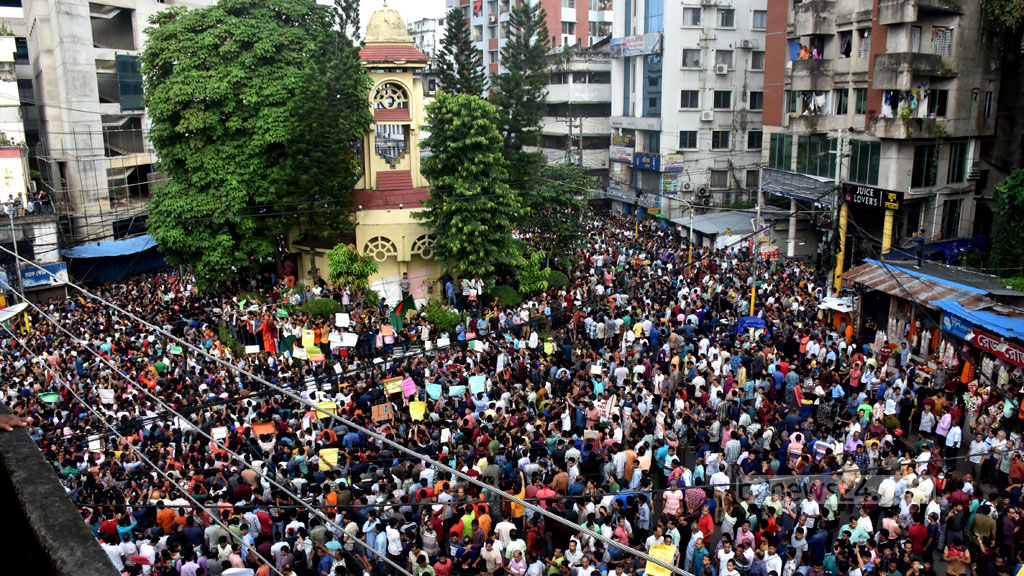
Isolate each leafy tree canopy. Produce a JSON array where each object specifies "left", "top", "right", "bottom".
[
  {"left": 142, "top": 0, "right": 371, "bottom": 286},
  {"left": 437, "top": 7, "right": 487, "bottom": 96},
  {"left": 415, "top": 91, "right": 521, "bottom": 278},
  {"left": 325, "top": 243, "right": 378, "bottom": 290},
  {"left": 991, "top": 169, "right": 1024, "bottom": 270},
  {"left": 490, "top": 1, "right": 551, "bottom": 190},
  {"left": 519, "top": 163, "right": 594, "bottom": 265},
  {"left": 986, "top": 0, "right": 1024, "bottom": 50}
]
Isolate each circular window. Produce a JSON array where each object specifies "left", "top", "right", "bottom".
[
  {"left": 410, "top": 233, "right": 436, "bottom": 259},
  {"left": 373, "top": 82, "right": 409, "bottom": 110},
  {"left": 363, "top": 236, "right": 398, "bottom": 262}
]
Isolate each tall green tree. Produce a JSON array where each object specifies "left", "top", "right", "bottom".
[
  {"left": 490, "top": 1, "right": 551, "bottom": 191},
  {"left": 986, "top": 0, "right": 1024, "bottom": 50},
  {"left": 991, "top": 169, "right": 1024, "bottom": 272},
  {"left": 523, "top": 163, "right": 594, "bottom": 265},
  {"left": 142, "top": 0, "right": 371, "bottom": 285},
  {"left": 436, "top": 8, "right": 487, "bottom": 95},
  {"left": 415, "top": 91, "right": 520, "bottom": 277}
]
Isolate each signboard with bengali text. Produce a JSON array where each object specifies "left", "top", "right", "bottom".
[
  {"left": 610, "top": 33, "right": 662, "bottom": 57},
  {"left": 973, "top": 330, "right": 1024, "bottom": 368},
  {"left": 842, "top": 183, "right": 903, "bottom": 211}
]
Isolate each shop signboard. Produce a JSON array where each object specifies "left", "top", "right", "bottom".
[
  {"left": 941, "top": 312, "right": 973, "bottom": 340},
  {"left": 842, "top": 183, "right": 903, "bottom": 211},
  {"left": 609, "top": 146, "right": 634, "bottom": 162},
  {"left": 611, "top": 135, "right": 635, "bottom": 147},
  {"left": 21, "top": 262, "right": 68, "bottom": 290},
  {"left": 632, "top": 152, "right": 660, "bottom": 172},
  {"left": 974, "top": 329, "right": 1024, "bottom": 368},
  {"left": 662, "top": 154, "right": 684, "bottom": 172}
]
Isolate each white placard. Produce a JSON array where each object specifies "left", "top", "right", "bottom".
[
  {"left": 88, "top": 435, "right": 103, "bottom": 452},
  {"left": 341, "top": 333, "right": 359, "bottom": 347},
  {"left": 245, "top": 345, "right": 261, "bottom": 354},
  {"left": 590, "top": 364, "right": 603, "bottom": 375},
  {"left": 335, "top": 313, "right": 351, "bottom": 327},
  {"left": 328, "top": 333, "right": 343, "bottom": 346},
  {"left": 334, "top": 362, "right": 343, "bottom": 375},
  {"left": 98, "top": 389, "right": 115, "bottom": 404},
  {"left": 472, "top": 340, "right": 486, "bottom": 352},
  {"left": 441, "top": 428, "right": 451, "bottom": 443},
  {"left": 293, "top": 347, "right": 308, "bottom": 360},
  {"left": 212, "top": 426, "right": 228, "bottom": 441},
  {"left": 437, "top": 338, "right": 451, "bottom": 349}
]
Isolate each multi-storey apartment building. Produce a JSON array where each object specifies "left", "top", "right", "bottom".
[
  {"left": 24, "top": 0, "right": 215, "bottom": 244},
  {"left": 533, "top": 40, "right": 611, "bottom": 181},
  {"left": 608, "top": 0, "right": 767, "bottom": 219},
  {"left": 446, "top": 0, "right": 613, "bottom": 75},
  {"left": 762, "top": 0, "right": 998, "bottom": 274}
]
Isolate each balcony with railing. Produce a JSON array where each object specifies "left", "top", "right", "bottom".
[
  {"left": 868, "top": 116, "right": 942, "bottom": 139},
  {"left": 789, "top": 59, "right": 834, "bottom": 92},
  {"left": 878, "top": 0, "right": 963, "bottom": 26},
  {"left": 792, "top": 0, "right": 837, "bottom": 36},
  {"left": 872, "top": 52, "right": 956, "bottom": 91}
]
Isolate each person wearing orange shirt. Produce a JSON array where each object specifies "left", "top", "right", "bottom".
[{"left": 156, "top": 502, "right": 176, "bottom": 535}]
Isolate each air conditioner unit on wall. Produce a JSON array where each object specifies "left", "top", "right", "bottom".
[
  {"left": 682, "top": 182, "right": 693, "bottom": 191},
  {"left": 715, "top": 64, "right": 729, "bottom": 74},
  {"left": 700, "top": 110, "right": 714, "bottom": 122},
  {"left": 698, "top": 187, "right": 711, "bottom": 197},
  {"left": 739, "top": 39, "right": 753, "bottom": 49}
]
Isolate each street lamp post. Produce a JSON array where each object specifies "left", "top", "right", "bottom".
[{"left": 6, "top": 208, "right": 20, "bottom": 295}]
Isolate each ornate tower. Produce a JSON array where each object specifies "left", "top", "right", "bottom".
[{"left": 353, "top": 5, "right": 438, "bottom": 305}]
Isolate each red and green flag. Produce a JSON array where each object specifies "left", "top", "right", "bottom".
[{"left": 391, "top": 294, "right": 416, "bottom": 330}]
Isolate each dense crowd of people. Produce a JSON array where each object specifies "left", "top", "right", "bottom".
[{"left": 1, "top": 213, "right": 1023, "bottom": 576}]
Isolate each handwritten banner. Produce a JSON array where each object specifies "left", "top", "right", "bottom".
[
  {"left": 409, "top": 401, "right": 426, "bottom": 421},
  {"left": 469, "top": 375, "right": 486, "bottom": 395},
  {"left": 383, "top": 377, "right": 403, "bottom": 395},
  {"left": 401, "top": 378, "right": 417, "bottom": 397}
]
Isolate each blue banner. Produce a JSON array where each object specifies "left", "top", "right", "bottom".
[
  {"left": 21, "top": 262, "right": 68, "bottom": 290},
  {"left": 632, "top": 152, "right": 660, "bottom": 171},
  {"left": 941, "top": 311, "right": 973, "bottom": 340}
]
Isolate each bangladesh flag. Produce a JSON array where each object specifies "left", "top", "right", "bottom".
[{"left": 390, "top": 294, "right": 416, "bottom": 331}]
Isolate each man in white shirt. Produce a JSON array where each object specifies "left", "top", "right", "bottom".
[
  {"left": 100, "top": 535, "right": 125, "bottom": 571},
  {"left": 710, "top": 464, "right": 731, "bottom": 522},
  {"left": 945, "top": 423, "right": 962, "bottom": 461},
  {"left": 764, "top": 544, "right": 783, "bottom": 576},
  {"left": 799, "top": 495, "right": 820, "bottom": 529},
  {"left": 968, "top": 432, "right": 989, "bottom": 482},
  {"left": 645, "top": 526, "right": 666, "bottom": 551}
]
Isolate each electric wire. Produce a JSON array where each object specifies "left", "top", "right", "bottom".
[
  {"left": 1, "top": 325, "right": 288, "bottom": 576},
  {"left": 5, "top": 289, "right": 418, "bottom": 576},
  {"left": 0, "top": 245, "right": 693, "bottom": 576}
]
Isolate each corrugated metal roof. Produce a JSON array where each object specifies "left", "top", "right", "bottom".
[
  {"left": 930, "top": 300, "right": 1024, "bottom": 341},
  {"left": 844, "top": 261, "right": 995, "bottom": 309}
]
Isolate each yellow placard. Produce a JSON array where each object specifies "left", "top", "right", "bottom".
[
  {"left": 383, "top": 377, "right": 403, "bottom": 395},
  {"left": 318, "top": 448, "right": 339, "bottom": 471},
  {"left": 409, "top": 401, "right": 427, "bottom": 421},
  {"left": 645, "top": 544, "right": 677, "bottom": 576},
  {"left": 315, "top": 401, "right": 337, "bottom": 420},
  {"left": 302, "top": 329, "right": 315, "bottom": 348}
]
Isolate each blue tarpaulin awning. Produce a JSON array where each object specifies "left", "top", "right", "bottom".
[
  {"left": 930, "top": 300, "right": 1024, "bottom": 342},
  {"left": 61, "top": 234, "right": 156, "bottom": 259}
]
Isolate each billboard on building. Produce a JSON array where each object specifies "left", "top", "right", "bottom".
[
  {"left": 609, "top": 146, "right": 634, "bottom": 162},
  {"left": 663, "top": 155, "right": 684, "bottom": 172},
  {"left": 610, "top": 34, "right": 662, "bottom": 57}
]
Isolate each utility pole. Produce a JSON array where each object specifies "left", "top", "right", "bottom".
[
  {"left": 832, "top": 129, "right": 848, "bottom": 294},
  {"left": 6, "top": 208, "right": 20, "bottom": 296}
]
